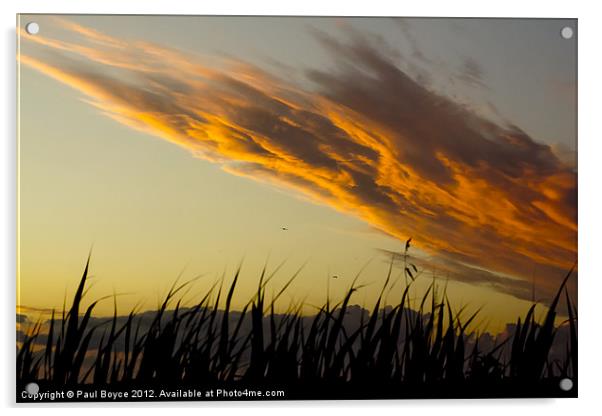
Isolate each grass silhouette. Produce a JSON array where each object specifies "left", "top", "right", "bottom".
[{"left": 17, "top": 246, "right": 577, "bottom": 400}]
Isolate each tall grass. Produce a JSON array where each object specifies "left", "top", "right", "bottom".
[{"left": 17, "top": 248, "right": 577, "bottom": 398}]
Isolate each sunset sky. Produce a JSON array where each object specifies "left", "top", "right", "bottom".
[{"left": 17, "top": 15, "right": 577, "bottom": 332}]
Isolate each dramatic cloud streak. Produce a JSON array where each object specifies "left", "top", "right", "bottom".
[{"left": 19, "top": 21, "right": 577, "bottom": 300}]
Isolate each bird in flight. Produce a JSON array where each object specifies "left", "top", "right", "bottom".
[
  {"left": 281, "top": 227, "right": 288, "bottom": 231},
  {"left": 332, "top": 275, "right": 339, "bottom": 279}
]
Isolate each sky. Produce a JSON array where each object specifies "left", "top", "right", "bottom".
[{"left": 17, "top": 15, "right": 577, "bottom": 333}]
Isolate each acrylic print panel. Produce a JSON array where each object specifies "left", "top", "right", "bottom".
[{"left": 16, "top": 15, "right": 577, "bottom": 402}]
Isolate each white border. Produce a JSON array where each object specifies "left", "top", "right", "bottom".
[{"left": 2, "top": 0, "right": 601, "bottom": 414}]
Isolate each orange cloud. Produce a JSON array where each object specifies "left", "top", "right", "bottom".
[{"left": 18, "top": 21, "right": 577, "bottom": 301}]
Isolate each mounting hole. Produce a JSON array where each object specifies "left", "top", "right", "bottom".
[
  {"left": 25, "top": 22, "right": 40, "bottom": 35},
  {"left": 560, "top": 26, "right": 574, "bottom": 40},
  {"left": 559, "top": 378, "right": 573, "bottom": 391},
  {"left": 24, "top": 382, "right": 39, "bottom": 395}
]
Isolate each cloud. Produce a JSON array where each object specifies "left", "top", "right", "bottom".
[
  {"left": 391, "top": 18, "right": 436, "bottom": 68},
  {"left": 456, "top": 56, "right": 488, "bottom": 88},
  {"left": 16, "top": 313, "right": 29, "bottom": 324},
  {"left": 551, "top": 142, "right": 577, "bottom": 170},
  {"left": 19, "top": 21, "right": 577, "bottom": 299},
  {"left": 378, "top": 248, "right": 575, "bottom": 304},
  {"left": 16, "top": 305, "right": 55, "bottom": 315}
]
